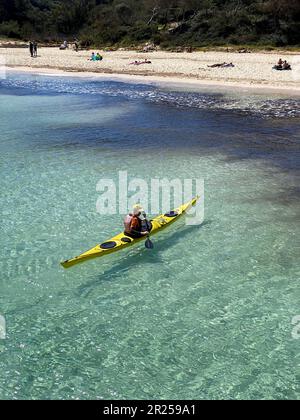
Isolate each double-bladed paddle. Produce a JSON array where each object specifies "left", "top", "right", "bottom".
[
  {"left": 145, "top": 236, "right": 154, "bottom": 249},
  {"left": 144, "top": 218, "right": 154, "bottom": 249}
]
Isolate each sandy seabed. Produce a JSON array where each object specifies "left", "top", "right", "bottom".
[{"left": 1, "top": 47, "right": 300, "bottom": 94}]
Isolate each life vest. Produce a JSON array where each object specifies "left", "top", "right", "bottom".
[
  {"left": 130, "top": 215, "right": 142, "bottom": 233},
  {"left": 124, "top": 214, "right": 133, "bottom": 233}
]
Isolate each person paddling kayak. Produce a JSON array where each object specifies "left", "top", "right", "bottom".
[
  {"left": 61, "top": 197, "right": 200, "bottom": 269},
  {"left": 124, "top": 205, "right": 150, "bottom": 238}
]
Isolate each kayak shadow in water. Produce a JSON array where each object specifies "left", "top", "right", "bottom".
[
  {"left": 150, "top": 219, "right": 212, "bottom": 254},
  {"left": 76, "top": 220, "right": 212, "bottom": 298}
]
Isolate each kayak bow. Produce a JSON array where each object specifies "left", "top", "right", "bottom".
[{"left": 61, "top": 196, "right": 199, "bottom": 269}]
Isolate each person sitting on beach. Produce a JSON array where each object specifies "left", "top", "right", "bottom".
[
  {"left": 124, "top": 205, "right": 150, "bottom": 238},
  {"left": 283, "top": 60, "right": 291, "bottom": 70},
  {"left": 89, "top": 52, "right": 97, "bottom": 61},
  {"left": 273, "top": 59, "right": 291, "bottom": 71},
  {"left": 59, "top": 40, "right": 68, "bottom": 50},
  {"left": 273, "top": 59, "right": 283, "bottom": 70},
  {"left": 96, "top": 53, "right": 103, "bottom": 61}
]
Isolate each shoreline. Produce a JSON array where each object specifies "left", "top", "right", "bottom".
[
  {"left": 6, "top": 65, "right": 300, "bottom": 96},
  {"left": 2, "top": 46, "right": 300, "bottom": 96}
]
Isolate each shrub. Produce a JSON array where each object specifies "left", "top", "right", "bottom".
[{"left": 0, "top": 20, "right": 20, "bottom": 38}]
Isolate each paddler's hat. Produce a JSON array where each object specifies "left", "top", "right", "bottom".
[{"left": 133, "top": 204, "right": 144, "bottom": 215}]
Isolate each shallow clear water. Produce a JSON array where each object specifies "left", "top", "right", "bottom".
[{"left": 0, "top": 72, "right": 299, "bottom": 400}]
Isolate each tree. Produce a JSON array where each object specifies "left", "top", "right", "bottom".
[{"left": 0, "top": 0, "right": 299, "bottom": 46}]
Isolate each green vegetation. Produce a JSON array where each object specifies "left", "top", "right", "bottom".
[{"left": 0, "top": 0, "right": 299, "bottom": 47}]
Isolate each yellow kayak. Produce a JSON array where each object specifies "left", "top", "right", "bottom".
[{"left": 61, "top": 196, "right": 199, "bottom": 269}]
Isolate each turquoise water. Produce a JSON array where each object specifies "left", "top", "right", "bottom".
[{"left": 0, "top": 72, "right": 299, "bottom": 400}]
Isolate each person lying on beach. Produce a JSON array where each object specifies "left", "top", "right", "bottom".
[
  {"left": 207, "top": 62, "right": 226, "bottom": 68},
  {"left": 221, "top": 62, "right": 235, "bottom": 68},
  {"left": 207, "top": 62, "right": 235, "bottom": 68},
  {"left": 129, "top": 59, "right": 152, "bottom": 66}
]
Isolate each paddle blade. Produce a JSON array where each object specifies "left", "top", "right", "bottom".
[{"left": 145, "top": 237, "right": 154, "bottom": 249}]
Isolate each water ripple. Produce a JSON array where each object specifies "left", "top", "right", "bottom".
[{"left": 2, "top": 74, "right": 300, "bottom": 119}]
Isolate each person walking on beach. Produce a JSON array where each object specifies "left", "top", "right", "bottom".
[
  {"left": 74, "top": 39, "right": 79, "bottom": 52},
  {"left": 29, "top": 41, "right": 34, "bottom": 57},
  {"left": 33, "top": 41, "right": 38, "bottom": 57}
]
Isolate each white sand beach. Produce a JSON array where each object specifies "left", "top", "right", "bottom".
[{"left": 1, "top": 47, "right": 300, "bottom": 93}]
